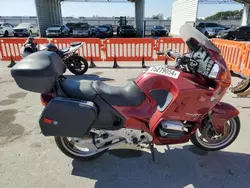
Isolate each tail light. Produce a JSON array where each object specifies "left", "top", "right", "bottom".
[{"left": 40, "top": 93, "right": 56, "bottom": 106}]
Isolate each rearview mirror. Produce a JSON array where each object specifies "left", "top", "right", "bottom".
[{"left": 165, "top": 49, "right": 180, "bottom": 59}]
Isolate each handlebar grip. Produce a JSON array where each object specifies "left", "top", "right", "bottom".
[{"left": 156, "top": 52, "right": 165, "bottom": 55}]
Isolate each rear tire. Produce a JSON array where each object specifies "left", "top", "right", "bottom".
[
  {"left": 4, "top": 31, "right": 8, "bottom": 37},
  {"left": 190, "top": 116, "right": 240, "bottom": 151},
  {"left": 66, "top": 55, "right": 89, "bottom": 75},
  {"left": 55, "top": 136, "right": 108, "bottom": 161}
]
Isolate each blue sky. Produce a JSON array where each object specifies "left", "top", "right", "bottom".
[{"left": 0, "top": 0, "right": 243, "bottom": 18}]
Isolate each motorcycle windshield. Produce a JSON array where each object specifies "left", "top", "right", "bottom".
[
  {"left": 179, "top": 24, "right": 221, "bottom": 54},
  {"left": 179, "top": 24, "right": 230, "bottom": 84}
]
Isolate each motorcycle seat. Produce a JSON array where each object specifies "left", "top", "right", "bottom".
[
  {"left": 61, "top": 79, "right": 97, "bottom": 101},
  {"left": 92, "top": 80, "right": 146, "bottom": 106},
  {"left": 70, "top": 42, "right": 82, "bottom": 47}
]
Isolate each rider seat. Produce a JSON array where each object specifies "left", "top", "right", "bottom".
[
  {"left": 92, "top": 80, "right": 145, "bottom": 106},
  {"left": 60, "top": 79, "right": 146, "bottom": 107},
  {"left": 61, "top": 79, "right": 97, "bottom": 101}
]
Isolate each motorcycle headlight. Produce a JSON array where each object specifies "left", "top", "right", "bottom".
[{"left": 208, "top": 64, "right": 219, "bottom": 79}]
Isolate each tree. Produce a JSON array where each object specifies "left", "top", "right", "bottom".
[
  {"left": 152, "top": 13, "right": 164, "bottom": 20},
  {"left": 205, "top": 9, "right": 243, "bottom": 20}
]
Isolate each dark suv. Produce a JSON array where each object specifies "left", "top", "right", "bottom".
[{"left": 217, "top": 26, "right": 250, "bottom": 41}]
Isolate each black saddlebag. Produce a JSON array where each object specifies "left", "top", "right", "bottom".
[
  {"left": 11, "top": 51, "right": 66, "bottom": 93},
  {"left": 39, "top": 97, "right": 98, "bottom": 137}
]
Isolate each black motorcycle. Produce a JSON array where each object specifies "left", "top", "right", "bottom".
[{"left": 20, "top": 42, "right": 89, "bottom": 75}]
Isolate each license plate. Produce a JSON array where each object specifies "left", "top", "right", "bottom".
[{"left": 147, "top": 66, "right": 180, "bottom": 79}]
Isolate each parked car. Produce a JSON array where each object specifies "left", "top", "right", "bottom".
[
  {"left": 0, "top": 22, "right": 14, "bottom": 37},
  {"left": 46, "top": 25, "right": 70, "bottom": 37},
  {"left": 119, "top": 25, "right": 137, "bottom": 37},
  {"left": 102, "top": 24, "right": 113, "bottom": 37},
  {"left": 217, "top": 26, "right": 250, "bottom": 41},
  {"left": 89, "top": 25, "right": 97, "bottom": 36},
  {"left": 151, "top": 25, "right": 169, "bottom": 36},
  {"left": 66, "top": 23, "right": 76, "bottom": 34},
  {"left": 216, "top": 26, "right": 238, "bottom": 40},
  {"left": 13, "top": 23, "right": 39, "bottom": 37},
  {"left": 218, "top": 24, "right": 231, "bottom": 30},
  {"left": 96, "top": 25, "right": 113, "bottom": 38},
  {"left": 196, "top": 22, "right": 225, "bottom": 38},
  {"left": 72, "top": 23, "right": 92, "bottom": 37}
]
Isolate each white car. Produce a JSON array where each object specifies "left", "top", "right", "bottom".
[
  {"left": 13, "top": 23, "right": 39, "bottom": 37},
  {"left": 0, "top": 22, "right": 14, "bottom": 37}
]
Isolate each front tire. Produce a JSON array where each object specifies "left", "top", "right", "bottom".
[
  {"left": 66, "top": 55, "right": 89, "bottom": 75},
  {"left": 190, "top": 116, "right": 240, "bottom": 151},
  {"left": 55, "top": 136, "right": 109, "bottom": 161}
]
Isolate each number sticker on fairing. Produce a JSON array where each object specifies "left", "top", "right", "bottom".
[{"left": 147, "top": 66, "right": 180, "bottom": 79}]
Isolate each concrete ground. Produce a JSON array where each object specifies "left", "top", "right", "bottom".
[{"left": 1, "top": 61, "right": 250, "bottom": 188}]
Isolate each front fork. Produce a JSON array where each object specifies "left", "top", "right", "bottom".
[{"left": 209, "top": 102, "right": 239, "bottom": 134}]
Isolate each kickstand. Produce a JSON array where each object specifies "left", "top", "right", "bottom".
[
  {"left": 166, "top": 144, "right": 170, "bottom": 150},
  {"left": 149, "top": 143, "right": 155, "bottom": 162}
]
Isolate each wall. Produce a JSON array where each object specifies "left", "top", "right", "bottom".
[{"left": 171, "top": 0, "right": 199, "bottom": 35}]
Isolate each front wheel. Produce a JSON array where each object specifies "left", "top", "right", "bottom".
[
  {"left": 55, "top": 135, "right": 109, "bottom": 161},
  {"left": 190, "top": 116, "right": 240, "bottom": 151},
  {"left": 66, "top": 55, "right": 89, "bottom": 75}
]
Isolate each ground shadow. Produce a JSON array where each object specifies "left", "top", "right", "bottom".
[
  {"left": 71, "top": 145, "right": 250, "bottom": 188},
  {"left": 64, "top": 74, "right": 115, "bottom": 82}
]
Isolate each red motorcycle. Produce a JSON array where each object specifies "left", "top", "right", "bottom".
[{"left": 11, "top": 24, "right": 240, "bottom": 161}]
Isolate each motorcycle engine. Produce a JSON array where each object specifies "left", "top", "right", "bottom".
[{"left": 159, "top": 120, "right": 187, "bottom": 138}]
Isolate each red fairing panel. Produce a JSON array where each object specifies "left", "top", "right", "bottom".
[{"left": 210, "top": 102, "right": 239, "bottom": 134}]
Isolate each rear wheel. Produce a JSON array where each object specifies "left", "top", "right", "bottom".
[
  {"left": 190, "top": 116, "right": 240, "bottom": 151},
  {"left": 55, "top": 135, "right": 110, "bottom": 161},
  {"left": 66, "top": 55, "right": 89, "bottom": 75},
  {"left": 4, "top": 31, "right": 8, "bottom": 37}
]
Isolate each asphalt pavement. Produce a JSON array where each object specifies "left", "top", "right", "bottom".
[{"left": 1, "top": 61, "right": 250, "bottom": 188}]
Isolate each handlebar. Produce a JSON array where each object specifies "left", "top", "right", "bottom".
[
  {"left": 156, "top": 50, "right": 180, "bottom": 60},
  {"left": 156, "top": 52, "right": 165, "bottom": 56}
]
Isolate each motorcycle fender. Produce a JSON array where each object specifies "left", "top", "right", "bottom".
[{"left": 210, "top": 102, "right": 239, "bottom": 134}]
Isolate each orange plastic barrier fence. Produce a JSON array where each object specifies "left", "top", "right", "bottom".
[
  {"left": 0, "top": 38, "right": 48, "bottom": 61},
  {"left": 103, "top": 38, "right": 155, "bottom": 61},
  {"left": 1, "top": 37, "right": 249, "bottom": 77},
  {"left": 241, "top": 44, "right": 250, "bottom": 77},
  {"left": 51, "top": 38, "right": 102, "bottom": 61},
  {"left": 155, "top": 38, "right": 189, "bottom": 61},
  {"left": 0, "top": 38, "right": 27, "bottom": 61},
  {"left": 211, "top": 39, "right": 246, "bottom": 73}
]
